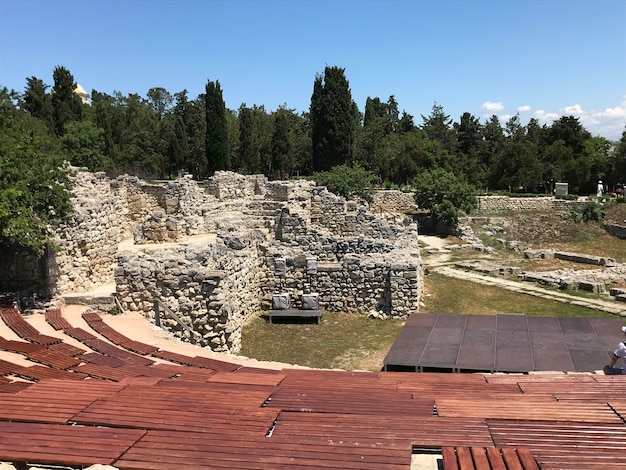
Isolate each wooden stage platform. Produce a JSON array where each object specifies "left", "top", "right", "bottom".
[{"left": 383, "top": 313, "right": 624, "bottom": 373}]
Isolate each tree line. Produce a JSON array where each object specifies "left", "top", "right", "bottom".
[{"left": 1, "top": 64, "right": 626, "bottom": 252}]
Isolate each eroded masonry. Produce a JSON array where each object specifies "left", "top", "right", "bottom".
[{"left": 0, "top": 170, "right": 423, "bottom": 353}]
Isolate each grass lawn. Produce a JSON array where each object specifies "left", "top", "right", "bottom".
[{"left": 241, "top": 273, "right": 616, "bottom": 372}]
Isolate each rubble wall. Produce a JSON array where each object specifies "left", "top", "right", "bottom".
[{"left": 477, "top": 196, "right": 582, "bottom": 212}]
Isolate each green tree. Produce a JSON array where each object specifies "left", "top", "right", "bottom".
[
  {"left": 146, "top": 87, "right": 173, "bottom": 120},
  {"left": 611, "top": 127, "right": 626, "bottom": 187},
  {"left": 310, "top": 66, "right": 358, "bottom": 172},
  {"left": 51, "top": 66, "right": 82, "bottom": 136},
  {"left": 205, "top": 80, "right": 229, "bottom": 175},
  {"left": 225, "top": 108, "right": 240, "bottom": 173},
  {"left": 363, "top": 97, "right": 386, "bottom": 127},
  {"left": 236, "top": 104, "right": 271, "bottom": 174},
  {"left": 420, "top": 102, "right": 457, "bottom": 155},
  {"left": 61, "top": 120, "right": 108, "bottom": 171},
  {"left": 271, "top": 106, "right": 292, "bottom": 179},
  {"left": 23, "top": 76, "right": 53, "bottom": 128},
  {"left": 0, "top": 87, "right": 72, "bottom": 254},
  {"left": 412, "top": 168, "right": 477, "bottom": 226},
  {"left": 186, "top": 94, "right": 207, "bottom": 177}
]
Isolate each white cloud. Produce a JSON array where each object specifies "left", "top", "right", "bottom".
[
  {"left": 481, "top": 101, "right": 504, "bottom": 112},
  {"left": 534, "top": 109, "right": 560, "bottom": 122},
  {"left": 479, "top": 95, "right": 626, "bottom": 140},
  {"left": 564, "top": 104, "right": 584, "bottom": 115},
  {"left": 531, "top": 97, "right": 625, "bottom": 140}
]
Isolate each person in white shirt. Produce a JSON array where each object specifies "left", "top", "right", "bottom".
[{"left": 604, "top": 326, "right": 626, "bottom": 375}]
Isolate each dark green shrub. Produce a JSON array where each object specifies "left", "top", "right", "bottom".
[{"left": 312, "top": 163, "right": 376, "bottom": 202}]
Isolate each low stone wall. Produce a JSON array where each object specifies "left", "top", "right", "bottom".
[
  {"left": 477, "top": 196, "right": 581, "bottom": 212},
  {"left": 369, "top": 190, "right": 417, "bottom": 214}
]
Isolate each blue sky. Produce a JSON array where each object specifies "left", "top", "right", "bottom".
[{"left": 1, "top": 0, "right": 625, "bottom": 140}]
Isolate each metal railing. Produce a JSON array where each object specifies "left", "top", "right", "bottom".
[{"left": 153, "top": 298, "right": 200, "bottom": 345}]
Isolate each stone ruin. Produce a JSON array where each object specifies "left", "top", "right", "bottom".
[{"left": 0, "top": 169, "right": 423, "bottom": 353}]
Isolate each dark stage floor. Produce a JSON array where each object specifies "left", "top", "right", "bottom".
[{"left": 383, "top": 313, "right": 625, "bottom": 373}]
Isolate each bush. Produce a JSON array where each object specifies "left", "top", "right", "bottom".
[
  {"left": 566, "top": 201, "right": 605, "bottom": 223},
  {"left": 412, "top": 168, "right": 478, "bottom": 226},
  {"left": 581, "top": 201, "right": 605, "bottom": 222},
  {"left": 312, "top": 163, "right": 375, "bottom": 202}
]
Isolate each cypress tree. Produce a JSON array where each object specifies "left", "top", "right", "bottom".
[
  {"left": 205, "top": 80, "right": 229, "bottom": 176},
  {"left": 310, "top": 66, "right": 357, "bottom": 172},
  {"left": 51, "top": 66, "right": 82, "bottom": 136}
]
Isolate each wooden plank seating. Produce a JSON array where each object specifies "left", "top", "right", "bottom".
[
  {"left": 150, "top": 363, "right": 217, "bottom": 382},
  {"left": 117, "top": 363, "right": 182, "bottom": 379},
  {"left": 72, "top": 381, "right": 280, "bottom": 434},
  {"left": 0, "top": 384, "right": 107, "bottom": 423},
  {"left": 272, "top": 412, "right": 494, "bottom": 449},
  {"left": 0, "top": 337, "right": 45, "bottom": 354},
  {"left": 207, "top": 371, "right": 286, "bottom": 387},
  {"left": 83, "top": 338, "right": 155, "bottom": 366},
  {"left": 13, "top": 364, "right": 87, "bottom": 382},
  {"left": 441, "top": 446, "right": 539, "bottom": 470},
  {"left": 488, "top": 419, "right": 626, "bottom": 469},
  {"left": 186, "top": 355, "right": 241, "bottom": 372},
  {"left": 122, "top": 339, "right": 159, "bottom": 355},
  {"left": 82, "top": 311, "right": 105, "bottom": 324},
  {"left": 150, "top": 350, "right": 197, "bottom": 365},
  {"left": 114, "top": 428, "right": 411, "bottom": 470},
  {"left": 0, "top": 381, "right": 31, "bottom": 394},
  {"left": 45, "top": 307, "right": 73, "bottom": 330},
  {"left": 26, "top": 348, "right": 83, "bottom": 370},
  {"left": 73, "top": 363, "right": 140, "bottom": 381},
  {"left": 0, "top": 421, "right": 146, "bottom": 467},
  {"left": 2, "top": 306, "right": 626, "bottom": 468},
  {"left": 0, "top": 358, "right": 23, "bottom": 376},
  {"left": 64, "top": 326, "right": 97, "bottom": 341},
  {"left": 0, "top": 307, "right": 39, "bottom": 338},
  {"left": 435, "top": 396, "right": 623, "bottom": 424},
  {"left": 47, "top": 341, "right": 87, "bottom": 357},
  {"left": 78, "top": 352, "right": 126, "bottom": 368},
  {"left": 266, "top": 383, "right": 435, "bottom": 416}
]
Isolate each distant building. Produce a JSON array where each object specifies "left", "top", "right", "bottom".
[{"left": 73, "top": 84, "right": 90, "bottom": 104}]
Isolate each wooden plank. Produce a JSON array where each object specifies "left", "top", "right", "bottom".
[
  {"left": 501, "top": 447, "right": 524, "bottom": 470},
  {"left": 45, "top": 307, "right": 73, "bottom": 330},
  {"left": 485, "top": 447, "right": 507, "bottom": 470},
  {"left": 441, "top": 447, "right": 459, "bottom": 470},
  {"left": 470, "top": 447, "right": 490, "bottom": 469},
  {"left": 26, "top": 348, "right": 82, "bottom": 370},
  {"left": 0, "top": 421, "right": 145, "bottom": 466},
  {"left": 456, "top": 447, "right": 474, "bottom": 469},
  {"left": 516, "top": 448, "right": 540, "bottom": 470}
]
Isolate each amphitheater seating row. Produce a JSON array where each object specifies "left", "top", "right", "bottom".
[{"left": 0, "top": 307, "right": 625, "bottom": 468}]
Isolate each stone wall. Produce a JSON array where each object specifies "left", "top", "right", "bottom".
[
  {"left": 2, "top": 168, "right": 424, "bottom": 354},
  {"left": 477, "top": 196, "right": 582, "bottom": 212},
  {"left": 369, "top": 190, "right": 417, "bottom": 214},
  {"left": 115, "top": 233, "right": 264, "bottom": 352},
  {"left": 53, "top": 171, "right": 124, "bottom": 294},
  {"left": 260, "top": 242, "right": 422, "bottom": 317}
]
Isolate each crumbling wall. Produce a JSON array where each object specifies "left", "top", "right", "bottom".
[{"left": 115, "top": 233, "right": 265, "bottom": 352}]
